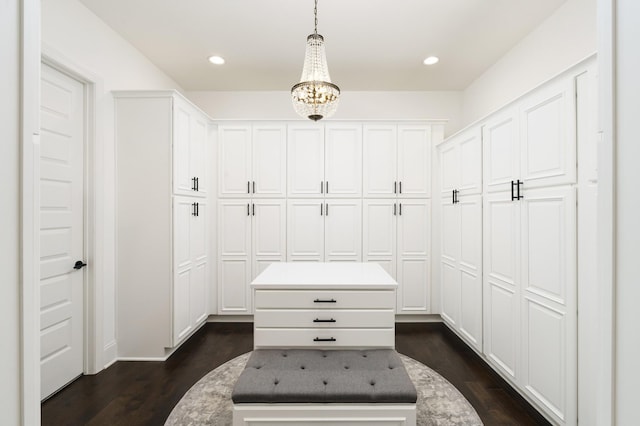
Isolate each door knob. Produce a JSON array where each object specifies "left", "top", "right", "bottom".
[{"left": 73, "top": 260, "right": 87, "bottom": 270}]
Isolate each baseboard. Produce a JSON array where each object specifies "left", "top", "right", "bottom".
[
  {"left": 208, "top": 315, "right": 254, "bottom": 323},
  {"left": 103, "top": 340, "right": 118, "bottom": 369},
  {"left": 395, "top": 314, "right": 442, "bottom": 323}
]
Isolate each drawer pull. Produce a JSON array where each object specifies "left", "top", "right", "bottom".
[
  {"left": 313, "top": 299, "right": 337, "bottom": 303},
  {"left": 313, "top": 318, "right": 336, "bottom": 323},
  {"left": 314, "top": 337, "right": 336, "bottom": 342}
]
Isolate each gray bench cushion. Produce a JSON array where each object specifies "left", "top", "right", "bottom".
[{"left": 232, "top": 349, "right": 417, "bottom": 404}]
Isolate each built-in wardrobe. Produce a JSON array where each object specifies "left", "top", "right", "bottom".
[{"left": 437, "top": 56, "right": 597, "bottom": 425}]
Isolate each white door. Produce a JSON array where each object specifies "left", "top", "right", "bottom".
[
  {"left": 39, "top": 63, "right": 85, "bottom": 399},
  {"left": 483, "top": 191, "right": 520, "bottom": 381},
  {"left": 483, "top": 106, "right": 519, "bottom": 194},
  {"left": 287, "top": 199, "right": 325, "bottom": 261},
  {"left": 362, "top": 199, "right": 397, "bottom": 277},
  {"left": 287, "top": 125, "right": 324, "bottom": 197},
  {"left": 396, "top": 199, "right": 430, "bottom": 314},
  {"left": 363, "top": 125, "right": 397, "bottom": 197},
  {"left": 324, "top": 199, "right": 362, "bottom": 261},
  {"left": 324, "top": 123, "right": 362, "bottom": 197},
  {"left": 218, "top": 124, "right": 252, "bottom": 197},
  {"left": 397, "top": 125, "right": 431, "bottom": 198},
  {"left": 252, "top": 124, "right": 286, "bottom": 197},
  {"left": 218, "top": 200, "right": 251, "bottom": 314},
  {"left": 252, "top": 199, "right": 286, "bottom": 278}
]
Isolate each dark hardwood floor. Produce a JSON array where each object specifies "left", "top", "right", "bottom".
[{"left": 42, "top": 322, "right": 549, "bottom": 425}]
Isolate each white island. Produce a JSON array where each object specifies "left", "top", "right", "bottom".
[{"left": 251, "top": 262, "right": 398, "bottom": 349}]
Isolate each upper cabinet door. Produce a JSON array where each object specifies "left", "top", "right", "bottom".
[
  {"left": 483, "top": 106, "right": 519, "bottom": 194},
  {"left": 324, "top": 123, "right": 362, "bottom": 197},
  {"left": 252, "top": 124, "right": 286, "bottom": 197},
  {"left": 288, "top": 124, "right": 325, "bottom": 198},
  {"left": 397, "top": 125, "right": 431, "bottom": 198},
  {"left": 363, "top": 125, "right": 397, "bottom": 198},
  {"left": 173, "top": 97, "right": 193, "bottom": 195},
  {"left": 189, "top": 113, "right": 209, "bottom": 196},
  {"left": 520, "top": 78, "right": 576, "bottom": 188},
  {"left": 439, "top": 140, "right": 459, "bottom": 196},
  {"left": 218, "top": 124, "right": 252, "bottom": 197},
  {"left": 458, "top": 129, "right": 482, "bottom": 196}
]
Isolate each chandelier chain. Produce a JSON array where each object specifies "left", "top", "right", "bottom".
[{"left": 314, "top": 0, "right": 318, "bottom": 35}]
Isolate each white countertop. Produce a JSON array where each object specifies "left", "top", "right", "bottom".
[{"left": 251, "top": 262, "right": 398, "bottom": 289}]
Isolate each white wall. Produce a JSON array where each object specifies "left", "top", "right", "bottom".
[
  {"left": 42, "top": 0, "right": 183, "bottom": 367},
  {"left": 614, "top": 0, "right": 640, "bottom": 423},
  {"left": 462, "top": 0, "right": 597, "bottom": 125},
  {"left": 0, "top": 0, "right": 22, "bottom": 422},
  {"left": 187, "top": 91, "right": 464, "bottom": 137}
]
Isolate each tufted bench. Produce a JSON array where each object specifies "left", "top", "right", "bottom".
[{"left": 232, "top": 349, "right": 417, "bottom": 425}]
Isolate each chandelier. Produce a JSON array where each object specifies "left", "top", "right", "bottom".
[{"left": 291, "top": 0, "right": 340, "bottom": 121}]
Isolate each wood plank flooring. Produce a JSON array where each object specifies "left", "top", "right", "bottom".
[{"left": 41, "top": 322, "right": 549, "bottom": 425}]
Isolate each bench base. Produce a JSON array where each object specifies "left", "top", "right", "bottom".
[{"left": 233, "top": 403, "right": 416, "bottom": 426}]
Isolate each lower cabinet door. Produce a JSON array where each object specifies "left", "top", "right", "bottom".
[
  {"left": 190, "top": 261, "right": 208, "bottom": 326},
  {"left": 173, "top": 268, "right": 192, "bottom": 345},
  {"left": 287, "top": 199, "right": 325, "bottom": 261}
]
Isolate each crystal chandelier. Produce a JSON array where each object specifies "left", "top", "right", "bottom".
[{"left": 291, "top": 0, "right": 340, "bottom": 121}]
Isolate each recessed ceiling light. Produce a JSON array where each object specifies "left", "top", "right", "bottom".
[
  {"left": 208, "top": 55, "right": 225, "bottom": 65},
  {"left": 423, "top": 56, "right": 439, "bottom": 66}
]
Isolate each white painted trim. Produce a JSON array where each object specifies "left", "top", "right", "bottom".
[
  {"left": 596, "top": 0, "right": 616, "bottom": 424},
  {"left": 20, "top": 0, "right": 41, "bottom": 424},
  {"left": 40, "top": 44, "right": 107, "bottom": 376}
]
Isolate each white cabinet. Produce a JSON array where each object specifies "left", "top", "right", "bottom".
[
  {"left": 114, "top": 91, "right": 212, "bottom": 358},
  {"left": 218, "top": 123, "right": 286, "bottom": 197},
  {"left": 218, "top": 199, "right": 286, "bottom": 314},
  {"left": 173, "top": 197, "right": 208, "bottom": 344},
  {"left": 439, "top": 127, "right": 482, "bottom": 198},
  {"left": 288, "top": 123, "right": 362, "bottom": 198},
  {"left": 484, "top": 185, "right": 576, "bottom": 424},
  {"left": 363, "top": 199, "right": 430, "bottom": 314},
  {"left": 363, "top": 124, "right": 432, "bottom": 198},
  {"left": 287, "top": 199, "right": 362, "bottom": 262},
  {"left": 483, "top": 78, "right": 576, "bottom": 194}
]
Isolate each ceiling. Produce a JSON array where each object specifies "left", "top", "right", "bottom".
[{"left": 79, "top": 0, "right": 567, "bottom": 91}]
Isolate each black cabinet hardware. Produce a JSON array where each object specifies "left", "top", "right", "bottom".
[
  {"left": 314, "top": 298, "right": 337, "bottom": 303},
  {"left": 192, "top": 202, "right": 197, "bottom": 216},
  {"left": 452, "top": 189, "right": 456, "bottom": 204},
  {"left": 394, "top": 181, "right": 397, "bottom": 194},
  {"left": 313, "top": 318, "right": 336, "bottom": 323},
  {"left": 73, "top": 260, "right": 87, "bottom": 270},
  {"left": 511, "top": 180, "right": 516, "bottom": 201},
  {"left": 252, "top": 203, "right": 255, "bottom": 216},
  {"left": 399, "top": 203, "right": 402, "bottom": 215},
  {"left": 192, "top": 177, "right": 197, "bottom": 191},
  {"left": 320, "top": 181, "right": 324, "bottom": 193},
  {"left": 320, "top": 203, "right": 323, "bottom": 216},
  {"left": 252, "top": 181, "right": 255, "bottom": 193},
  {"left": 511, "top": 180, "right": 524, "bottom": 200},
  {"left": 326, "top": 181, "right": 329, "bottom": 194},
  {"left": 517, "top": 180, "right": 523, "bottom": 200},
  {"left": 453, "top": 189, "right": 459, "bottom": 204},
  {"left": 325, "top": 203, "right": 329, "bottom": 216},
  {"left": 314, "top": 337, "right": 336, "bottom": 342},
  {"left": 196, "top": 202, "right": 199, "bottom": 217},
  {"left": 399, "top": 181, "right": 402, "bottom": 194},
  {"left": 247, "top": 203, "right": 250, "bottom": 216},
  {"left": 196, "top": 177, "right": 199, "bottom": 191},
  {"left": 394, "top": 203, "right": 397, "bottom": 216}
]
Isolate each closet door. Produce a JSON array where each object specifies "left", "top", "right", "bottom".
[
  {"left": 218, "top": 200, "right": 252, "bottom": 314},
  {"left": 440, "top": 196, "right": 460, "bottom": 326},
  {"left": 363, "top": 199, "right": 397, "bottom": 277},
  {"left": 396, "top": 199, "right": 430, "bottom": 314},
  {"left": 190, "top": 200, "right": 208, "bottom": 326},
  {"left": 363, "top": 125, "right": 397, "bottom": 198},
  {"left": 252, "top": 124, "right": 286, "bottom": 197},
  {"left": 324, "top": 123, "right": 362, "bottom": 197},
  {"left": 189, "top": 112, "right": 209, "bottom": 196},
  {"left": 287, "top": 199, "right": 325, "bottom": 261},
  {"left": 458, "top": 195, "right": 482, "bottom": 350},
  {"left": 288, "top": 125, "right": 324, "bottom": 198},
  {"left": 483, "top": 107, "right": 519, "bottom": 194},
  {"left": 483, "top": 191, "right": 520, "bottom": 381},
  {"left": 520, "top": 78, "right": 576, "bottom": 189},
  {"left": 397, "top": 125, "right": 431, "bottom": 198},
  {"left": 252, "top": 199, "right": 286, "bottom": 278},
  {"left": 173, "top": 197, "right": 194, "bottom": 343},
  {"left": 439, "top": 141, "right": 459, "bottom": 197},
  {"left": 519, "top": 186, "right": 576, "bottom": 424},
  {"left": 324, "top": 199, "right": 362, "bottom": 262},
  {"left": 218, "top": 124, "right": 252, "bottom": 197},
  {"left": 458, "top": 130, "right": 482, "bottom": 196},
  {"left": 173, "top": 98, "right": 194, "bottom": 196}
]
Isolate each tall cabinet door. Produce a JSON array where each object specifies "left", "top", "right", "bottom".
[
  {"left": 483, "top": 191, "right": 520, "bottom": 381},
  {"left": 519, "top": 186, "right": 576, "bottom": 424},
  {"left": 218, "top": 200, "right": 252, "bottom": 314},
  {"left": 173, "top": 197, "right": 194, "bottom": 343},
  {"left": 363, "top": 125, "right": 397, "bottom": 197},
  {"left": 324, "top": 123, "right": 362, "bottom": 197},
  {"left": 483, "top": 107, "right": 519, "bottom": 194},
  {"left": 439, "top": 141, "right": 460, "bottom": 197},
  {"left": 288, "top": 125, "right": 324, "bottom": 197},
  {"left": 458, "top": 130, "right": 482, "bottom": 196},
  {"left": 190, "top": 200, "right": 208, "bottom": 326},
  {"left": 325, "top": 199, "right": 362, "bottom": 261},
  {"left": 252, "top": 199, "right": 286, "bottom": 278},
  {"left": 397, "top": 199, "right": 430, "bottom": 314},
  {"left": 363, "top": 199, "right": 397, "bottom": 277},
  {"left": 252, "top": 124, "right": 286, "bottom": 197},
  {"left": 397, "top": 125, "right": 431, "bottom": 198},
  {"left": 190, "top": 113, "right": 209, "bottom": 196},
  {"left": 287, "top": 199, "right": 325, "bottom": 261},
  {"left": 440, "top": 197, "right": 460, "bottom": 326},
  {"left": 218, "top": 124, "right": 252, "bottom": 197},
  {"left": 173, "top": 98, "right": 193, "bottom": 196},
  {"left": 458, "top": 195, "right": 482, "bottom": 350}
]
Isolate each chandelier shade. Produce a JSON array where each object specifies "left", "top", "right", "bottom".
[{"left": 291, "top": 1, "right": 340, "bottom": 121}]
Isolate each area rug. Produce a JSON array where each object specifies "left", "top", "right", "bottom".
[{"left": 165, "top": 352, "right": 482, "bottom": 425}]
